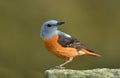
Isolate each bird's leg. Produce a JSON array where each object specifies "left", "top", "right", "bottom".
[
  {"left": 51, "top": 57, "right": 73, "bottom": 69},
  {"left": 59, "top": 57, "right": 73, "bottom": 67}
]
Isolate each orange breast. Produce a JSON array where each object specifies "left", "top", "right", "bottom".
[{"left": 42, "top": 35, "right": 79, "bottom": 60}]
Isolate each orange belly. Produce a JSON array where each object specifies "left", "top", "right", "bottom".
[{"left": 42, "top": 35, "right": 79, "bottom": 60}]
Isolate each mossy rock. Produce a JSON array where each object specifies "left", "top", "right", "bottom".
[{"left": 45, "top": 68, "right": 120, "bottom": 78}]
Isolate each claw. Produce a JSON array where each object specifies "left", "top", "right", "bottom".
[{"left": 50, "top": 66, "right": 65, "bottom": 69}]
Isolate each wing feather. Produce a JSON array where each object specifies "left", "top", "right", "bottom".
[{"left": 58, "top": 31, "right": 89, "bottom": 51}]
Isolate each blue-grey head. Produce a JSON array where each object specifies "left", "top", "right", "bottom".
[{"left": 40, "top": 20, "right": 64, "bottom": 38}]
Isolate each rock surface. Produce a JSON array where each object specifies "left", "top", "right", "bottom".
[{"left": 45, "top": 68, "right": 120, "bottom": 78}]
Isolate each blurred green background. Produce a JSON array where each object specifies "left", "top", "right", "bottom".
[{"left": 0, "top": 0, "right": 120, "bottom": 78}]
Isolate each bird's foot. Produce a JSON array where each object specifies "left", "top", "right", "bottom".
[{"left": 50, "top": 66, "right": 65, "bottom": 69}]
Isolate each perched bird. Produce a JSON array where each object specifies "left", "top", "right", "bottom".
[{"left": 40, "top": 20, "right": 101, "bottom": 69}]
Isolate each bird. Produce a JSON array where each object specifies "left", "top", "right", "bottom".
[{"left": 40, "top": 20, "right": 101, "bottom": 69}]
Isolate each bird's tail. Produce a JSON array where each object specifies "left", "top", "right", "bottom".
[{"left": 80, "top": 49, "right": 101, "bottom": 57}]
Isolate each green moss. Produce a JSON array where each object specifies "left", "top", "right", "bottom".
[{"left": 45, "top": 68, "right": 120, "bottom": 78}]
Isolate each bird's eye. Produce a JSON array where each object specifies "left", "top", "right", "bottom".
[{"left": 47, "top": 24, "right": 52, "bottom": 27}]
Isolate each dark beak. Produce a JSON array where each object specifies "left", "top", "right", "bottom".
[{"left": 57, "top": 22, "right": 65, "bottom": 25}]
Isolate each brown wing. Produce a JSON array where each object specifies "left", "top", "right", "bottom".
[{"left": 58, "top": 32, "right": 92, "bottom": 52}]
